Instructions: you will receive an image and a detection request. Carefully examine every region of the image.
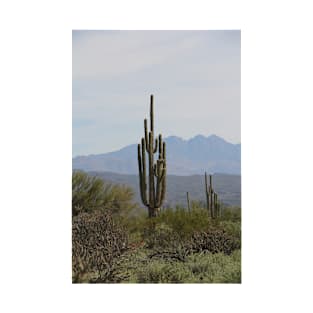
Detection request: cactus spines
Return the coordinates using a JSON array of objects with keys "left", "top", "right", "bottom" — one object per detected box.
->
[
  {"left": 137, "top": 95, "right": 166, "bottom": 217},
  {"left": 205, "top": 172, "right": 219, "bottom": 219}
]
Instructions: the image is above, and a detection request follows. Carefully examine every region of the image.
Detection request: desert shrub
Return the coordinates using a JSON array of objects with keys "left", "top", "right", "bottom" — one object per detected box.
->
[
  {"left": 190, "top": 200, "right": 205, "bottom": 210},
  {"left": 143, "top": 222, "right": 180, "bottom": 249},
  {"left": 144, "top": 227, "right": 240, "bottom": 263},
  {"left": 72, "top": 211, "right": 128, "bottom": 283},
  {"left": 218, "top": 220, "right": 241, "bottom": 239},
  {"left": 141, "top": 222, "right": 190, "bottom": 262},
  {"left": 184, "top": 250, "right": 241, "bottom": 283},
  {"left": 130, "top": 207, "right": 240, "bottom": 255},
  {"left": 107, "top": 184, "right": 137, "bottom": 216},
  {"left": 130, "top": 250, "right": 241, "bottom": 283},
  {"left": 220, "top": 206, "right": 241, "bottom": 222},
  {"left": 121, "top": 205, "right": 236, "bottom": 243},
  {"left": 72, "top": 170, "right": 137, "bottom": 216},
  {"left": 189, "top": 229, "right": 240, "bottom": 255},
  {"left": 136, "top": 259, "right": 191, "bottom": 283},
  {"left": 138, "top": 218, "right": 240, "bottom": 265},
  {"left": 151, "top": 207, "right": 210, "bottom": 240}
]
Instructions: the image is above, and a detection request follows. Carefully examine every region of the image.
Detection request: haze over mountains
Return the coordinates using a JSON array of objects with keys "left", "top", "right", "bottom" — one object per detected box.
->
[{"left": 73, "top": 134, "right": 241, "bottom": 176}]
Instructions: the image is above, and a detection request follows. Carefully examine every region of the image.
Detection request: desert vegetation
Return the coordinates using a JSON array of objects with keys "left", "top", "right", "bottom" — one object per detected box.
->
[
  {"left": 72, "top": 95, "right": 241, "bottom": 283},
  {"left": 72, "top": 171, "right": 241, "bottom": 283}
]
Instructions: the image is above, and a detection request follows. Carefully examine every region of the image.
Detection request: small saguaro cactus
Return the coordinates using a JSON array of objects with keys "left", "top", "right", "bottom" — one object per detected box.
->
[
  {"left": 137, "top": 95, "right": 166, "bottom": 218},
  {"left": 186, "top": 191, "right": 191, "bottom": 213},
  {"left": 213, "top": 191, "right": 219, "bottom": 218},
  {"left": 205, "top": 172, "right": 220, "bottom": 219}
]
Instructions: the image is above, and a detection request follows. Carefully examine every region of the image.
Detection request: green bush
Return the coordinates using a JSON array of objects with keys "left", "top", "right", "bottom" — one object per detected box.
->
[
  {"left": 220, "top": 206, "right": 241, "bottom": 222},
  {"left": 189, "top": 229, "right": 240, "bottom": 255},
  {"left": 144, "top": 207, "right": 210, "bottom": 240},
  {"left": 136, "top": 260, "right": 191, "bottom": 283},
  {"left": 184, "top": 250, "right": 241, "bottom": 283},
  {"left": 143, "top": 222, "right": 180, "bottom": 249},
  {"left": 72, "top": 170, "right": 137, "bottom": 216},
  {"left": 129, "top": 250, "right": 241, "bottom": 283},
  {"left": 218, "top": 220, "right": 241, "bottom": 239}
]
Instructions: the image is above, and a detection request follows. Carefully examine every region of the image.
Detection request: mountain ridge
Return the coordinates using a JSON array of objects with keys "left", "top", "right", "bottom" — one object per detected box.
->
[{"left": 73, "top": 134, "right": 241, "bottom": 175}]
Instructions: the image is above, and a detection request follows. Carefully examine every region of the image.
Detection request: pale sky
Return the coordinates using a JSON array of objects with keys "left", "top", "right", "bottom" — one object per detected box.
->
[{"left": 73, "top": 30, "right": 240, "bottom": 157}]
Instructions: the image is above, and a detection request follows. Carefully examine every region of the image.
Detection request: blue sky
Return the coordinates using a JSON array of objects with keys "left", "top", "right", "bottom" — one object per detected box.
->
[{"left": 73, "top": 30, "right": 240, "bottom": 156}]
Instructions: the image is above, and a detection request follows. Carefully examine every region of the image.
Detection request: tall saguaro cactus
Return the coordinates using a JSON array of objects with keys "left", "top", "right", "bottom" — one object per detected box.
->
[
  {"left": 137, "top": 95, "right": 166, "bottom": 217},
  {"left": 205, "top": 172, "right": 219, "bottom": 219}
]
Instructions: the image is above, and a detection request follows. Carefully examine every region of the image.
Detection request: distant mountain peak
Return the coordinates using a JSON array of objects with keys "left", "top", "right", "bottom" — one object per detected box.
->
[
  {"left": 166, "top": 135, "right": 183, "bottom": 141},
  {"left": 73, "top": 134, "right": 241, "bottom": 175},
  {"left": 207, "top": 134, "right": 227, "bottom": 142},
  {"left": 191, "top": 134, "right": 207, "bottom": 140},
  {"left": 208, "top": 134, "right": 219, "bottom": 139},
  {"left": 165, "top": 136, "right": 185, "bottom": 144}
]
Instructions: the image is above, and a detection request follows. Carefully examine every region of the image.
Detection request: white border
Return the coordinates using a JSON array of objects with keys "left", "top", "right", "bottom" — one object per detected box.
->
[{"left": 1, "top": 1, "right": 313, "bottom": 312}]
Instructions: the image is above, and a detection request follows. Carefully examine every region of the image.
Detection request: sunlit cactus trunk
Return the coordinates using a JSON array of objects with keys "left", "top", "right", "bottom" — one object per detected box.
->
[{"left": 137, "top": 95, "right": 166, "bottom": 218}]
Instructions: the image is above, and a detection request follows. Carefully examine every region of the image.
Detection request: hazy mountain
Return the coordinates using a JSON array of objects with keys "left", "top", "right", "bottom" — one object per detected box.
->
[
  {"left": 73, "top": 134, "right": 241, "bottom": 175},
  {"left": 86, "top": 171, "right": 241, "bottom": 208}
]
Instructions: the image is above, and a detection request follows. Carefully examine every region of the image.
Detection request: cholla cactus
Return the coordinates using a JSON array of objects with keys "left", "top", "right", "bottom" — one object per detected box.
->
[
  {"left": 72, "top": 211, "right": 128, "bottom": 283},
  {"left": 137, "top": 95, "right": 166, "bottom": 217}
]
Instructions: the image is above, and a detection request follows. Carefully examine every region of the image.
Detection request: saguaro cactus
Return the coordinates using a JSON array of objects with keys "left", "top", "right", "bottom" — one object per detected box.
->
[
  {"left": 186, "top": 191, "right": 191, "bottom": 213},
  {"left": 137, "top": 95, "right": 166, "bottom": 217},
  {"left": 205, "top": 172, "right": 219, "bottom": 219}
]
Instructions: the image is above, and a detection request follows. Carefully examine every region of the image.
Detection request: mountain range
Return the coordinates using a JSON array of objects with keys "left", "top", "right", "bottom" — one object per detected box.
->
[{"left": 73, "top": 134, "right": 241, "bottom": 176}]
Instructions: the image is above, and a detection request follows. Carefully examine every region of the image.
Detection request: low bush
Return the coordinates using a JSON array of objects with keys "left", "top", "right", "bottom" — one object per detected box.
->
[
  {"left": 143, "top": 222, "right": 179, "bottom": 249},
  {"left": 136, "top": 260, "right": 191, "bottom": 283},
  {"left": 220, "top": 206, "right": 241, "bottom": 222},
  {"left": 157, "top": 207, "right": 210, "bottom": 239},
  {"left": 184, "top": 250, "right": 241, "bottom": 283},
  {"left": 132, "top": 207, "right": 210, "bottom": 244},
  {"left": 129, "top": 250, "right": 241, "bottom": 283},
  {"left": 218, "top": 220, "right": 241, "bottom": 239},
  {"left": 72, "top": 211, "right": 128, "bottom": 283},
  {"left": 72, "top": 170, "right": 137, "bottom": 216},
  {"left": 189, "top": 229, "right": 240, "bottom": 255},
  {"left": 138, "top": 216, "right": 240, "bottom": 265}
]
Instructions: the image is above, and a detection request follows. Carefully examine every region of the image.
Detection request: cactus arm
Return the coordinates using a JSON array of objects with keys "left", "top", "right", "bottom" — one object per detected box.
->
[
  {"left": 150, "top": 95, "right": 154, "bottom": 132},
  {"left": 158, "top": 134, "right": 162, "bottom": 158},
  {"left": 162, "top": 142, "right": 166, "bottom": 159},
  {"left": 138, "top": 144, "right": 145, "bottom": 205},
  {"left": 153, "top": 137, "right": 158, "bottom": 153},
  {"left": 153, "top": 163, "right": 157, "bottom": 176},
  {"left": 155, "top": 160, "right": 161, "bottom": 206},
  {"left": 141, "top": 138, "right": 148, "bottom": 206},
  {"left": 159, "top": 142, "right": 166, "bottom": 207},
  {"left": 155, "top": 159, "right": 166, "bottom": 207},
  {"left": 148, "top": 131, "right": 156, "bottom": 207},
  {"left": 144, "top": 119, "right": 148, "bottom": 151}
]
